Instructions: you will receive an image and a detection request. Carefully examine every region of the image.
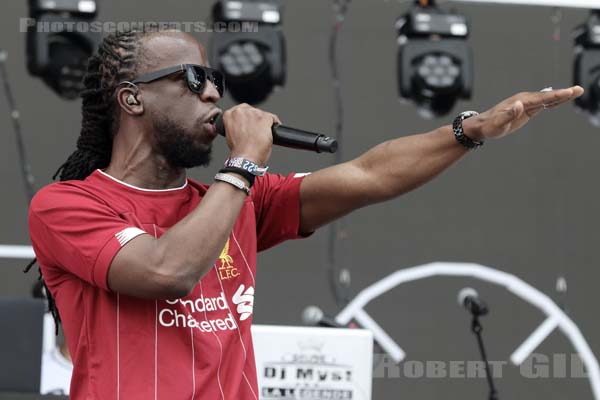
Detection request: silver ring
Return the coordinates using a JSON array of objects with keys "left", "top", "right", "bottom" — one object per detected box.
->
[{"left": 543, "top": 103, "right": 548, "bottom": 110}]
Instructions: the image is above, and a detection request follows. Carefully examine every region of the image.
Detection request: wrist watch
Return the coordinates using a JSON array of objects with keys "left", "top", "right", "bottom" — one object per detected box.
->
[{"left": 224, "top": 157, "right": 269, "bottom": 177}]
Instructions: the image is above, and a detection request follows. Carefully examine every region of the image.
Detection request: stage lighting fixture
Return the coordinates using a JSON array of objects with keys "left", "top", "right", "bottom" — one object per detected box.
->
[
  {"left": 26, "top": 0, "right": 101, "bottom": 100},
  {"left": 573, "top": 10, "right": 600, "bottom": 126},
  {"left": 209, "top": 0, "right": 285, "bottom": 104},
  {"left": 396, "top": 2, "right": 473, "bottom": 118}
]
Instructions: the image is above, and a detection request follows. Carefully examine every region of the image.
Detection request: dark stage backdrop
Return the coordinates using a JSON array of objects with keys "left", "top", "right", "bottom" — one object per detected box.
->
[{"left": 1, "top": 1, "right": 598, "bottom": 399}]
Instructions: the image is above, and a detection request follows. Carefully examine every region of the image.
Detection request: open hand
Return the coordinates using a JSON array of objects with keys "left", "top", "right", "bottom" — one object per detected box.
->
[{"left": 465, "top": 86, "right": 584, "bottom": 142}]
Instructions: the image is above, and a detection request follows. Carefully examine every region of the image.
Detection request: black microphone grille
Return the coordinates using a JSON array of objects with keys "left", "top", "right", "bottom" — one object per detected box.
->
[
  {"left": 457, "top": 287, "right": 478, "bottom": 307},
  {"left": 302, "top": 305, "right": 324, "bottom": 325}
]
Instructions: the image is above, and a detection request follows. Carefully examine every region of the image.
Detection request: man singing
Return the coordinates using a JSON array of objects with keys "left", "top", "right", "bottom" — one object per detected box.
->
[{"left": 28, "top": 28, "right": 583, "bottom": 399}]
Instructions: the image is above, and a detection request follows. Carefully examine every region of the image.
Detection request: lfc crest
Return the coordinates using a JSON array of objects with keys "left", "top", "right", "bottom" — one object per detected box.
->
[{"left": 218, "top": 239, "right": 240, "bottom": 280}]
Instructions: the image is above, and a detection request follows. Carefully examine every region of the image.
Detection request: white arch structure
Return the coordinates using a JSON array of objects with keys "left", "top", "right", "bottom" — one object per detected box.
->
[
  {"left": 335, "top": 262, "right": 600, "bottom": 399},
  {"left": 452, "top": 0, "right": 598, "bottom": 8}
]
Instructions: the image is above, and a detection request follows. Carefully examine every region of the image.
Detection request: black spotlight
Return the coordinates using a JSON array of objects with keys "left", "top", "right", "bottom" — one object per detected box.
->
[
  {"left": 574, "top": 10, "right": 600, "bottom": 126},
  {"left": 26, "top": 0, "right": 101, "bottom": 100},
  {"left": 396, "top": 1, "right": 473, "bottom": 118},
  {"left": 210, "top": 0, "right": 285, "bottom": 104}
]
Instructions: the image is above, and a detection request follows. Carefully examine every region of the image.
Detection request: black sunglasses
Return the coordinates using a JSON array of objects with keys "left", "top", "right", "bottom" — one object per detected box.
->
[{"left": 126, "top": 64, "right": 225, "bottom": 97}]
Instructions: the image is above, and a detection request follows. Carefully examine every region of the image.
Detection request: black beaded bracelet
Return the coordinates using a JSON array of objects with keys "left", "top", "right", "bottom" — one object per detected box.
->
[
  {"left": 219, "top": 167, "right": 255, "bottom": 187},
  {"left": 453, "top": 111, "right": 483, "bottom": 150}
]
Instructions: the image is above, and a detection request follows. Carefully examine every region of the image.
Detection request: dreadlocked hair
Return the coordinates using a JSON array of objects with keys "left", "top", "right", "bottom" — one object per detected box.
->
[
  {"left": 54, "top": 28, "right": 151, "bottom": 180},
  {"left": 25, "top": 27, "right": 159, "bottom": 332}
]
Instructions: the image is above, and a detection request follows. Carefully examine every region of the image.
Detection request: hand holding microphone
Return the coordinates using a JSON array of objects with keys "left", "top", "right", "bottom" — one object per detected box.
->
[
  {"left": 219, "top": 104, "right": 278, "bottom": 166},
  {"left": 216, "top": 107, "right": 337, "bottom": 154}
]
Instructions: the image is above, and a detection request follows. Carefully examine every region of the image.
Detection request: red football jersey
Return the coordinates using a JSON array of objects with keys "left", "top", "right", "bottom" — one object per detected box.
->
[{"left": 28, "top": 169, "right": 308, "bottom": 400}]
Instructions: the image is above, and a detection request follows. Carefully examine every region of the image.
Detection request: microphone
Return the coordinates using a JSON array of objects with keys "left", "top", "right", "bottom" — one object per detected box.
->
[
  {"left": 215, "top": 114, "right": 338, "bottom": 153},
  {"left": 302, "top": 306, "right": 346, "bottom": 328},
  {"left": 457, "top": 288, "right": 489, "bottom": 316}
]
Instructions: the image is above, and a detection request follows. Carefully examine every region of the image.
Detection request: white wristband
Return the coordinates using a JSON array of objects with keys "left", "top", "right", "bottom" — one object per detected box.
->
[{"left": 214, "top": 173, "right": 251, "bottom": 195}]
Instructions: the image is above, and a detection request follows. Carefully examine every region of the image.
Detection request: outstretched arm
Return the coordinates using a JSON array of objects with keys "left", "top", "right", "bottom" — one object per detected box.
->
[{"left": 298, "top": 86, "right": 584, "bottom": 234}]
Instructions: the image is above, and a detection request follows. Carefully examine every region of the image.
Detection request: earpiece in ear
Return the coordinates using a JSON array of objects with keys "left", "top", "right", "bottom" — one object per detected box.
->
[{"left": 126, "top": 94, "right": 138, "bottom": 105}]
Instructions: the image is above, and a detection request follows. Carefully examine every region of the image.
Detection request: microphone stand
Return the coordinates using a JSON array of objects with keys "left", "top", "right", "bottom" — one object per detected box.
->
[
  {"left": 0, "top": 49, "right": 36, "bottom": 203},
  {"left": 470, "top": 315, "right": 499, "bottom": 400},
  {"left": 327, "top": 0, "right": 353, "bottom": 309}
]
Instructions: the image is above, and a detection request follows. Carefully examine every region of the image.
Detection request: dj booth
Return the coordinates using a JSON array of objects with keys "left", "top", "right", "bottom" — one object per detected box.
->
[{"left": 252, "top": 325, "right": 373, "bottom": 399}]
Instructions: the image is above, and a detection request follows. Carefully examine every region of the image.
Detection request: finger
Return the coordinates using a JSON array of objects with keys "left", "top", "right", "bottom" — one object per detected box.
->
[
  {"left": 542, "top": 100, "right": 567, "bottom": 110},
  {"left": 269, "top": 113, "right": 282, "bottom": 126},
  {"left": 520, "top": 87, "right": 579, "bottom": 111},
  {"left": 570, "top": 85, "right": 585, "bottom": 97},
  {"left": 525, "top": 106, "right": 544, "bottom": 118},
  {"left": 523, "top": 88, "right": 573, "bottom": 110},
  {"left": 525, "top": 85, "right": 583, "bottom": 110},
  {"left": 235, "top": 103, "right": 253, "bottom": 110},
  {"left": 536, "top": 86, "right": 584, "bottom": 110}
]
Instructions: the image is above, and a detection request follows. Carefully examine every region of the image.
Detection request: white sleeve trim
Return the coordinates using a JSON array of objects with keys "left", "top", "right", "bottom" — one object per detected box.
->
[
  {"left": 293, "top": 173, "right": 311, "bottom": 178},
  {"left": 115, "top": 227, "right": 147, "bottom": 247}
]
